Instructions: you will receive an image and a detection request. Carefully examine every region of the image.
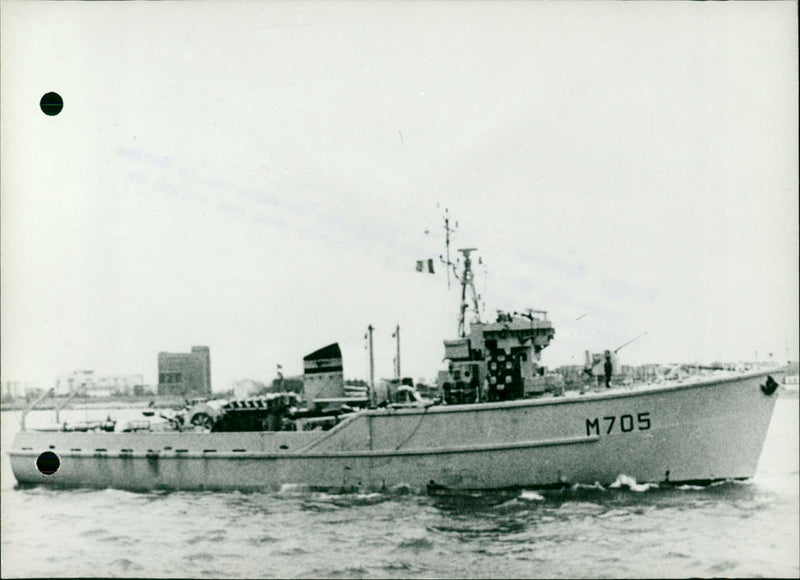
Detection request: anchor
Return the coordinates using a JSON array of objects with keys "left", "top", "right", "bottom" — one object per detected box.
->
[{"left": 760, "top": 375, "right": 779, "bottom": 396}]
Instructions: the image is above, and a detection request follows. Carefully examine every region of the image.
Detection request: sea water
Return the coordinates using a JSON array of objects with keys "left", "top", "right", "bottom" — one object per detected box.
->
[{"left": 1, "top": 399, "right": 797, "bottom": 578}]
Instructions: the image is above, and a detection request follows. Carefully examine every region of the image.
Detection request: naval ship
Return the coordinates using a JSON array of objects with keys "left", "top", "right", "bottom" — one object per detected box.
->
[{"left": 9, "top": 243, "right": 784, "bottom": 492}]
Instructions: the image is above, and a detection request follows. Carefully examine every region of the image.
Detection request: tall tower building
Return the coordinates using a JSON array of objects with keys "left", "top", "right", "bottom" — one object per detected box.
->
[{"left": 157, "top": 345, "right": 211, "bottom": 396}]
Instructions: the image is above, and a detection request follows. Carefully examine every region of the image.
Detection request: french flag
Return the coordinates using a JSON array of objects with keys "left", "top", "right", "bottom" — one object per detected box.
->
[{"left": 416, "top": 259, "right": 435, "bottom": 273}]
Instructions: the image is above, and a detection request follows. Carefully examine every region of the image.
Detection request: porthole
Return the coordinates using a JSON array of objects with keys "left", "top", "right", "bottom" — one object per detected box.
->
[{"left": 36, "top": 451, "right": 60, "bottom": 475}]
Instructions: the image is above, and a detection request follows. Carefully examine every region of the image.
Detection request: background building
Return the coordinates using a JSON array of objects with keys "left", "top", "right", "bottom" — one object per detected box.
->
[
  {"left": 54, "top": 370, "right": 96, "bottom": 396},
  {"left": 158, "top": 346, "right": 211, "bottom": 396},
  {"left": 95, "top": 374, "right": 149, "bottom": 397},
  {"left": 2, "top": 380, "right": 40, "bottom": 400},
  {"left": 54, "top": 371, "right": 148, "bottom": 397}
]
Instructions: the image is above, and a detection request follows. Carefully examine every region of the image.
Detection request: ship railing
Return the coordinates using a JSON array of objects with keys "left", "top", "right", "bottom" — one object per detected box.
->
[
  {"left": 497, "top": 309, "right": 549, "bottom": 322},
  {"left": 514, "top": 309, "right": 548, "bottom": 321}
]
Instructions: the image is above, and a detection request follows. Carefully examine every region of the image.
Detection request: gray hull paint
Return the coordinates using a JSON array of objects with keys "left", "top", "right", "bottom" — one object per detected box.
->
[{"left": 10, "top": 370, "right": 781, "bottom": 491}]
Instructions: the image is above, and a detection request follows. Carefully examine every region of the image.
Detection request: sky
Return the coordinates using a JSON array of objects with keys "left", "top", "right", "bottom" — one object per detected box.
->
[{"left": 1, "top": 1, "right": 797, "bottom": 392}]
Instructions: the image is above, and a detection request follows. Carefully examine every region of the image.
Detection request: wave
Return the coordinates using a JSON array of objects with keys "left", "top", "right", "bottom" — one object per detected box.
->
[
  {"left": 397, "top": 536, "right": 435, "bottom": 551},
  {"left": 277, "top": 483, "right": 312, "bottom": 495},
  {"left": 519, "top": 490, "right": 545, "bottom": 501},
  {"left": 570, "top": 481, "right": 606, "bottom": 492},
  {"left": 609, "top": 474, "right": 659, "bottom": 492}
]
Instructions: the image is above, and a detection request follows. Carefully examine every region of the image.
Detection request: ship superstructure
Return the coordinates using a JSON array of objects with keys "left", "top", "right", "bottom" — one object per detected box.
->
[{"left": 438, "top": 248, "right": 556, "bottom": 404}]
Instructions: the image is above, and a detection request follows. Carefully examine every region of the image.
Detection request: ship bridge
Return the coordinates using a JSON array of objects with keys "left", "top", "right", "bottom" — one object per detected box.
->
[
  {"left": 442, "top": 311, "right": 556, "bottom": 404},
  {"left": 471, "top": 313, "right": 555, "bottom": 354}
]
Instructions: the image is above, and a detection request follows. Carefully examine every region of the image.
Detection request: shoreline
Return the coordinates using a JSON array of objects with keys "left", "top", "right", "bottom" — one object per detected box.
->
[
  {"left": 0, "top": 395, "right": 189, "bottom": 412},
  {"left": 3, "top": 367, "right": 795, "bottom": 412}
]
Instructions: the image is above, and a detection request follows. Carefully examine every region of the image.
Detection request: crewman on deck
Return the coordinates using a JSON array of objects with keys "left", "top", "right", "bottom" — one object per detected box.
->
[{"left": 604, "top": 350, "right": 613, "bottom": 388}]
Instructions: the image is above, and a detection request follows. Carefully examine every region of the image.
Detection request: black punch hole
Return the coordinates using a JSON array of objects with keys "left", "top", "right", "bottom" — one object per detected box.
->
[
  {"left": 40, "top": 92, "right": 63, "bottom": 116},
  {"left": 36, "top": 451, "right": 60, "bottom": 475}
]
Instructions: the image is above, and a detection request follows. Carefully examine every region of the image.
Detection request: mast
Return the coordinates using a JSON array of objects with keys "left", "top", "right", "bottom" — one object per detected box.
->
[
  {"left": 393, "top": 325, "right": 401, "bottom": 381},
  {"left": 441, "top": 208, "right": 457, "bottom": 290},
  {"left": 367, "top": 324, "right": 375, "bottom": 405},
  {"left": 276, "top": 363, "right": 284, "bottom": 392},
  {"left": 456, "top": 248, "right": 482, "bottom": 337},
  {"left": 434, "top": 208, "right": 482, "bottom": 337}
]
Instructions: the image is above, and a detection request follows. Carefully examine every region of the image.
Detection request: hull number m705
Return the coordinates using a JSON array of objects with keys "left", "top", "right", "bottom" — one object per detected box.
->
[{"left": 586, "top": 412, "right": 650, "bottom": 436}]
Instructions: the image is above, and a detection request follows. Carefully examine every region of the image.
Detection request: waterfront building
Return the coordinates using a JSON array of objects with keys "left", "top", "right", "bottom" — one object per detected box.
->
[
  {"left": 2, "top": 380, "right": 39, "bottom": 400},
  {"left": 157, "top": 346, "right": 211, "bottom": 396},
  {"left": 54, "top": 371, "right": 148, "bottom": 397},
  {"left": 95, "top": 374, "right": 148, "bottom": 397},
  {"left": 54, "top": 370, "right": 96, "bottom": 396}
]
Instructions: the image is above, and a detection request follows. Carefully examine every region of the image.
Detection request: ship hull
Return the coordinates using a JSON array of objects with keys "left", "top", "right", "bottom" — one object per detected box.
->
[{"left": 9, "top": 370, "right": 782, "bottom": 492}]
